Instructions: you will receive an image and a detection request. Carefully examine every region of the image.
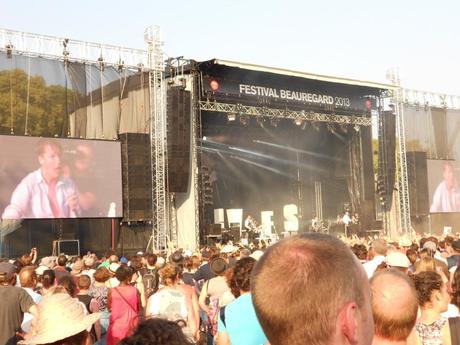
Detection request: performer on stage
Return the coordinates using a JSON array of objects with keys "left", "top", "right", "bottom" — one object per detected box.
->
[
  {"left": 342, "top": 211, "right": 351, "bottom": 237},
  {"left": 244, "top": 215, "right": 257, "bottom": 231}
]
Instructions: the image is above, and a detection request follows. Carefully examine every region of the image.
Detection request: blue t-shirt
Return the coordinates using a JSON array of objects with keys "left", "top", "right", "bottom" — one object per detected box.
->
[{"left": 218, "top": 293, "right": 267, "bottom": 345}]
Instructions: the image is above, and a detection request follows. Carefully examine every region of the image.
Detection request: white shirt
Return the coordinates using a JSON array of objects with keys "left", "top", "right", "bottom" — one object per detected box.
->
[
  {"left": 430, "top": 181, "right": 460, "bottom": 212},
  {"left": 363, "top": 255, "right": 386, "bottom": 279}
]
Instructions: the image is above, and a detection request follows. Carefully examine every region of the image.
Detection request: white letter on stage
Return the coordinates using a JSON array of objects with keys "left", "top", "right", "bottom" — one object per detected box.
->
[
  {"left": 260, "top": 211, "right": 274, "bottom": 237},
  {"left": 283, "top": 204, "right": 299, "bottom": 232}
]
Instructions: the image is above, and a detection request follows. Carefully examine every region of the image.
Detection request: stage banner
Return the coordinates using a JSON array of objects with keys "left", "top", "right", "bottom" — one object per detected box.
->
[{"left": 199, "top": 62, "right": 383, "bottom": 112}]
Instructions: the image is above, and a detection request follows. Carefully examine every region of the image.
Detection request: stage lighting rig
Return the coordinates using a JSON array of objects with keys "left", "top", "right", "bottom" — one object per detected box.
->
[
  {"left": 256, "top": 117, "right": 265, "bottom": 128},
  {"left": 117, "top": 59, "right": 125, "bottom": 72},
  {"left": 98, "top": 55, "right": 105, "bottom": 71},
  {"left": 239, "top": 115, "right": 249, "bottom": 126},
  {"left": 294, "top": 117, "right": 303, "bottom": 126}
]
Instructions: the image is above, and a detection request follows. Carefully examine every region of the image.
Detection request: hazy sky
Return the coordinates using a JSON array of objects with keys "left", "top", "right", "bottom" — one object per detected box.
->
[{"left": 1, "top": 0, "right": 459, "bottom": 95}]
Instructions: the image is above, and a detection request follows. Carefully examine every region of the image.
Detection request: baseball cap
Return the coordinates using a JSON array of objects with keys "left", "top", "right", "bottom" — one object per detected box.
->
[
  {"left": 423, "top": 241, "right": 437, "bottom": 252},
  {"left": 0, "top": 262, "right": 16, "bottom": 280}
]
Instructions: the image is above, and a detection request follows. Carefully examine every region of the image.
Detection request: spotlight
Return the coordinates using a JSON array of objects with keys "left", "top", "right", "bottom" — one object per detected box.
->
[
  {"left": 339, "top": 124, "right": 348, "bottom": 133},
  {"left": 294, "top": 118, "right": 303, "bottom": 126},
  {"left": 202, "top": 136, "right": 207, "bottom": 141},
  {"left": 227, "top": 113, "right": 236, "bottom": 121},
  {"left": 354, "top": 124, "right": 360, "bottom": 132},
  {"left": 270, "top": 118, "right": 279, "bottom": 127},
  {"left": 6, "top": 44, "right": 13, "bottom": 59},
  {"left": 239, "top": 115, "right": 249, "bottom": 126}
]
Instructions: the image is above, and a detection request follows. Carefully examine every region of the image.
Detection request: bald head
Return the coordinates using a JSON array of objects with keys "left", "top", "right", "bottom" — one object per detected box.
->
[
  {"left": 19, "top": 266, "right": 37, "bottom": 288},
  {"left": 370, "top": 269, "right": 418, "bottom": 341}
]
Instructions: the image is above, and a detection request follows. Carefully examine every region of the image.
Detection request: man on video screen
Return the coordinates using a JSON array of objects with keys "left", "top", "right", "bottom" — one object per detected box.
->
[
  {"left": 430, "top": 162, "right": 460, "bottom": 213},
  {"left": 1, "top": 139, "right": 79, "bottom": 219}
]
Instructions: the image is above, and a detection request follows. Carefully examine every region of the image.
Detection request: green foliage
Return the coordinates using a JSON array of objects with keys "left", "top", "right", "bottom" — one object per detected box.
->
[{"left": 0, "top": 69, "right": 67, "bottom": 136}]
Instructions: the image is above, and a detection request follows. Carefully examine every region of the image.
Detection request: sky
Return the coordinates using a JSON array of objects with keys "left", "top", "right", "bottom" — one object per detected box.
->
[{"left": 1, "top": 0, "right": 459, "bottom": 95}]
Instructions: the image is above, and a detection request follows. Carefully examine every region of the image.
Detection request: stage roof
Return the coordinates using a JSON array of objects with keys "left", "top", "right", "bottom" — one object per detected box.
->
[{"left": 205, "top": 59, "right": 396, "bottom": 91}]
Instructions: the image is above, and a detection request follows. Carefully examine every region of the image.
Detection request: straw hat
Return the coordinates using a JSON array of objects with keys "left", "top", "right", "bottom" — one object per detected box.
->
[{"left": 19, "top": 293, "right": 100, "bottom": 344}]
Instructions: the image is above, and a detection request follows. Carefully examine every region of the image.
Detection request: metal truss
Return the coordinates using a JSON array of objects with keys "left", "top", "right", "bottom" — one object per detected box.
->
[
  {"left": 191, "top": 74, "right": 202, "bottom": 247},
  {"left": 145, "top": 26, "right": 168, "bottom": 252},
  {"left": 402, "top": 88, "right": 460, "bottom": 110},
  {"left": 387, "top": 70, "right": 411, "bottom": 238},
  {"left": 0, "top": 27, "right": 148, "bottom": 68},
  {"left": 199, "top": 101, "right": 372, "bottom": 126}
]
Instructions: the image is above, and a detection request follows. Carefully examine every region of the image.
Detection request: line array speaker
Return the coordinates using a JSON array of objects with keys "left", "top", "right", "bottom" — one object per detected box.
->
[
  {"left": 166, "top": 86, "right": 191, "bottom": 193},
  {"left": 407, "top": 151, "right": 429, "bottom": 216},
  {"left": 120, "top": 133, "right": 152, "bottom": 221}
]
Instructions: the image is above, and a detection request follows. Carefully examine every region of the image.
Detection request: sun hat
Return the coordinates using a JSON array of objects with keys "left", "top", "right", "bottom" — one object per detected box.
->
[
  {"left": 210, "top": 257, "right": 228, "bottom": 275},
  {"left": 250, "top": 250, "right": 264, "bottom": 261},
  {"left": 386, "top": 251, "right": 411, "bottom": 268},
  {"left": 108, "top": 263, "right": 120, "bottom": 275},
  {"left": 19, "top": 293, "right": 100, "bottom": 344},
  {"left": 398, "top": 237, "right": 412, "bottom": 248}
]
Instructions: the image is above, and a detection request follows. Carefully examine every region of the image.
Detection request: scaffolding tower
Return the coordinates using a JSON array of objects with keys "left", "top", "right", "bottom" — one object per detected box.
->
[
  {"left": 387, "top": 69, "right": 412, "bottom": 238},
  {"left": 144, "top": 26, "right": 169, "bottom": 252}
]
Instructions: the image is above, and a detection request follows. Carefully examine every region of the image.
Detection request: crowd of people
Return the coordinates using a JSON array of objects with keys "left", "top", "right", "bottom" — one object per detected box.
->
[{"left": 2, "top": 232, "right": 460, "bottom": 345}]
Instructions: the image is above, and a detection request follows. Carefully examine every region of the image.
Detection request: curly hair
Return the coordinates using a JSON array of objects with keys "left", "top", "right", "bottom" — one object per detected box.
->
[
  {"left": 93, "top": 267, "right": 111, "bottom": 283},
  {"left": 227, "top": 257, "right": 256, "bottom": 298},
  {"left": 451, "top": 267, "right": 460, "bottom": 309},
  {"left": 412, "top": 271, "right": 443, "bottom": 307},
  {"left": 119, "top": 318, "right": 193, "bottom": 345},
  {"left": 159, "top": 263, "right": 180, "bottom": 286}
]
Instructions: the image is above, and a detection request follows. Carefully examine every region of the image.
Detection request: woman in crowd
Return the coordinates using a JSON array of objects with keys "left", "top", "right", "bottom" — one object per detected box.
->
[
  {"left": 146, "top": 263, "right": 196, "bottom": 340},
  {"left": 216, "top": 257, "right": 267, "bottom": 345},
  {"left": 107, "top": 265, "right": 140, "bottom": 345},
  {"left": 412, "top": 271, "right": 452, "bottom": 345},
  {"left": 39, "top": 269, "right": 56, "bottom": 296},
  {"left": 119, "top": 318, "right": 194, "bottom": 345},
  {"left": 89, "top": 267, "right": 111, "bottom": 343},
  {"left": 199, "top": 257, "right": 232, "bottom": 343}
]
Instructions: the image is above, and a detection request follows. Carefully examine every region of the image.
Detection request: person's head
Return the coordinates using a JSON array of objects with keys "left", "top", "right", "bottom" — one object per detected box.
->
[
  {"left": 191, "top": 255, "right": 201, "bottom": 270},
  {"left": 57, "top": 254, "right": 67, "bottom": 267},
  {"left": 19, "top": 293, "right": 99, "bottom": 345},
  {"left": 413, "top": 271, "right": 450, "bottom": 313},
  {"left": 58, "top": 275, "right": 78, "bottom": 297},
  {"left": 37, "top": 139, "right": 63, "bottom": 182},
  {"left": 77, "top": 275, "right": 91, "bottom": 291},
  {"left": 109, "top": 255, "right": 119, "bottom": 264},
  {"left": 415, "top": 256, "right": 437, "bottom": 274},
  {"left": 210, "top": 257, "right": 228, "bottom": 277},
  {"left": 93, "top": 267, "right": 111, "bottom": 283},
  {"left": 451, "top": 266, "right": 460, "bottom": 309},
  {"left": 42, "top": 269, "right": 56, "bottom": 289},
  {"left": 227, "top": 257, "right": 256, "bottom": 298},
  {"left": 118, "top": 318, "right": 194, "bottom": 345},
  {"left": 452, "top": 239, "right": 460, "bottom": 254},
  {"left": 386, "top": 251, "right": 411, "bottom": 274},
  {"left": 83, "top": 257, "right": 95, "bottom": 269},
  {"left": 370, "top": 239, "right": 388, "bottom": 257},
  {"left": 19, "top": 254, "right": 33, "bottom": 268},
  {"left": 146, "top": 253, "right": 157, "bottom": 268},
  {"left": 352, "top": 244, "right": 368, "bottom": 261},
  {"left": 115, "top": 265, "right": 134, "bottom": 284},
  {"left": 159, "top": 263, "right": 181, "bottom": 287},
  {"left": 370, "top": 269, "right": 418, "bottom": 342},
  {"left": 19, "top": 266, "right": 38, "bottom": 289},
  {"left": 406, "top": 248, "right": 417, "bottom": 265},
  {"left": 251, "top": 233, "right": 374, "bottom": 345},
  {"left": 0, "top": 262, "right": 17, "bottom": 286},
  {"left": 443, "top": 162, "right": 455, "bottom": 189}
]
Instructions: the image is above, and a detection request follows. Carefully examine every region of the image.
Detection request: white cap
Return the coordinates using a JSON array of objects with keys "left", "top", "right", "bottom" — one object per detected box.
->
[{"left": 386, "top": 252, "right": 410, "bottom": 268}]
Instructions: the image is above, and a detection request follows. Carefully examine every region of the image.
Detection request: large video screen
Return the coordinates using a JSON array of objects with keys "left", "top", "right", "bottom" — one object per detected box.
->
[
  {"left": 0, "top": 136, "right": 123, "bottom": 219},
  {"left": 428, "top": 159, "right": 460, "bottom": 213}
]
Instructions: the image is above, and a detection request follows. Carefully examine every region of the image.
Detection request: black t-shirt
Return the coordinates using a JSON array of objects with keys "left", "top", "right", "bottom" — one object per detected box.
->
[
  {"left": 0, "top": 285, "right": 34, "bottom": 345},
  {"left": 448, "top": 255, "right": 460, "bottom": 270}
]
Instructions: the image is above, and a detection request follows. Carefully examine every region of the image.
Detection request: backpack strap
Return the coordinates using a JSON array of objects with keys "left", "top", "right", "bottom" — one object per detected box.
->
[{"left": 449, "top": 316, "right": 460, "bottom": 345}]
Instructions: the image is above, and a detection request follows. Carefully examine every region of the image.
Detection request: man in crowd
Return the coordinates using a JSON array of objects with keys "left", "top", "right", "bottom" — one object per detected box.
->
[
  {"left": 0, "top": 262, "right": 38, "bottom": 345},
  {"left": 2, "top": 139, "right": 79, "bottom": 219},
  {"left": 370, "top": 269, "right": 418, "bottom": 345},
  {"left": 54, "top": 254, "right": 70, "bottom": 281},
  {"left": 363, "top": 239, "right": 388, "bottom": 278},
  {"left": 447, "top": 239, "right": 460, "bottom": 269},
  {"left": 251, "top": 233, "right": 374, "bottom": 345},
  {"left": 19, "top": 266, "right": 42, "bottom": 333}
]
